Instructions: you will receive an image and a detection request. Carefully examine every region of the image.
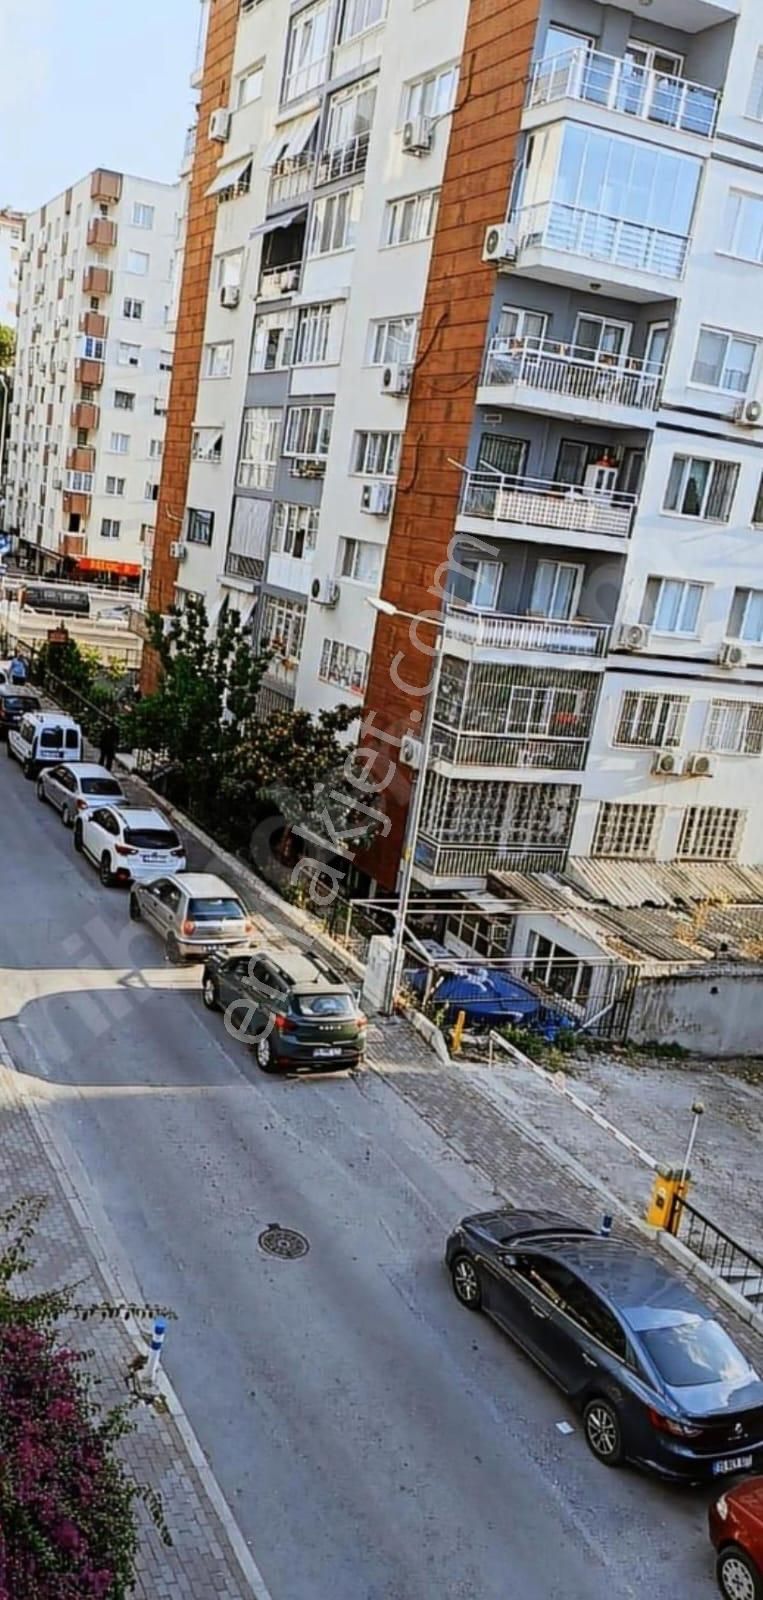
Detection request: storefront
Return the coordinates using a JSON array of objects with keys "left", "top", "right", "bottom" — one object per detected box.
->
[{"left": 72, "top": 556, "right": 142, "bottom": 592}]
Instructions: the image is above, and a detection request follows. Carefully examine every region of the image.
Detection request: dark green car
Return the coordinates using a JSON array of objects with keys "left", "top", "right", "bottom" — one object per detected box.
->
[{"left": 201, "top": 946, "right": 367, "bottom": 1073}]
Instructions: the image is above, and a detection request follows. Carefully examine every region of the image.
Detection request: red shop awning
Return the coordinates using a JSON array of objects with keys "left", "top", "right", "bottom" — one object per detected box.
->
[{"left": 75, "top": 557, "right": 141, "bottom": 577}]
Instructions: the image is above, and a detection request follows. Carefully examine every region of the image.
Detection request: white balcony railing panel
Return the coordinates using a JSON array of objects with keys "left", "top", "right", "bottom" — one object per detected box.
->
[
  {"left": 515, "top": 201, "right": 689, "bottom": 280},
  {"left": 482, "top": 335, "right": 663, "bottom": 409},
  {"left": 527, "top": 47, "right": 719, "bottom": 138},
  {"left": 462, "top": 471, "right": 635, "bottom": 538}
]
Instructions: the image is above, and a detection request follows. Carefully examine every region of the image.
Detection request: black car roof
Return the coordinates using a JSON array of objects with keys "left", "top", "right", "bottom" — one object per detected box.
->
[{"left": 532, "top": 1237, "right": 713, "bottom": 1328}]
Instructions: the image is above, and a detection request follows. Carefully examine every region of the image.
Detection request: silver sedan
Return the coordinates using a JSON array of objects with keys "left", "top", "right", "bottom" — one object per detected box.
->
[{"left": 37, "top": 762, "right": 127, "bottom": 827}]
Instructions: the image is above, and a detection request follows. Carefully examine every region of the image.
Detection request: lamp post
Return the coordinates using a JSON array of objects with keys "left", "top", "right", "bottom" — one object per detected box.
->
[
  {"left": 366, "top": 596, "right": 447, "bottom": 1014},
  {"left": 679, "top": 1098, "right": 704, "bottom": 1194}
]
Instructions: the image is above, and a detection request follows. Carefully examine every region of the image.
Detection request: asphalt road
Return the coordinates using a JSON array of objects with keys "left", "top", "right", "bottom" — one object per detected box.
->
[{"left": 0, "top": 751, "right": 719, "bottom": 1600}]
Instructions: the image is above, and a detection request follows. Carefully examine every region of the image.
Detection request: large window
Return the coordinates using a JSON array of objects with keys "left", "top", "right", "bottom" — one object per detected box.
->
[
  {"left": 108, "top": 432, "right": 130, "bottom": 455},
  {"left": 338, "top": 537, "right": 382, "bottom": 585},
  {"left": 283, "top": 405, "right": 333, "bottom": 468},
  {"left": 294, "top": 304, "right": 332, "bottom": 365},
  {"left": 615, "top": 691, "right": 689, "bottom": 748},
  {"left": 722, "top": 190, "right": 763, "bottom": 264},
  {"left": 105, "top": 476, "right": 126, "bottom": 497},
  {"left": 404, "top": 63, "right": 459, "bottom": 122},
  {"left": 100, "top": 518, "right": 120, "bottom": 540},
  {"left": 352, "top": 430, "right": 400, "bottom": 476},
  {"left": 691, "top": 328, "right": 757, "bottom": 396},
  {"left": 250, "top": 309, "right": 293, "bottom": 372},
  {"left": 114, "top": 389, "right": 135, "bottom": 411},
  {"left": 237, "top": 64, "right": 264, "bottom": 107},
  {"left": 284, "top": 2, "right": 331, "bottom": 103},
  {"left": 530, "top": 560, "right": 583, "bottom": 621},
  {"left": 319, "top": 638, "right": 369, "bottom": 695},
  {"left": 82, "top": 335, "right": 105, "bottom": 361},
  {"left": 704, "top": 700, "right": 763, "bottom": 755},
  {"left": 677, "top": 807, "right": 745, "bottom": 861},
  {"left": 340, "top": 0, "right": 386, "bottom": 42},
  {"left": 126, "top": 250, "right": 149, "bottom": 275},
  {"left": 641, "top": 577, "right": 705, "bottom": 636},
  {"left": 203, "top": 341, "right": 233, "bottom": 379},
  {"left": 216, "top": 250, "right": 244, "bottom": 291},
  {"left": 192, "top": 427, "right": 223, "bottom": 464},
  {"left": 237, "top": 407, "right": 281, "bottom": 490},
  {"left": 554, "top": 124, "right": 700, "bottom": 236},
  {"left": 324, "top": 76, "right": 376, "bottom": 156},
  {"left": 592, "top": 802, "right": 662, "bottom": 858},
  {"left": 308, "top": 187, "right": 363, "bottom": 255},
  {"left": 272, "top": 502, "right": 319, "bottom": 559},
  {"left": 66, "top": 471, "right": 93, "bottom": 493},
  {"left": 132, "top": 203, "right": 155, "bottom": 229},
  {"left": 262, "top": 595, "right": 306, "bottom": 660},
  {"left": 383, "top": 189, "right": 440, "bottom": 247},
  {"left": 123, "top": 297, "right": 143, "bottom": 321},
  {"left": 728, "top": 587, "right": 763, "bottom": 643},
  {"left": 187, "top": 508, "right": 214, "bottom": 546},
  {"left": 368, "top": 315, "right": 417, "bottom": 365},
  {"left": 663, "top": 455, "right": 739, "bottom": 521}
]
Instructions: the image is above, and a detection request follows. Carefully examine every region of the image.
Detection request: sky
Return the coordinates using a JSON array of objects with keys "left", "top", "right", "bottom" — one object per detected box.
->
[{"left": 0, "top": 0, "right": 200, "bottom": 213}]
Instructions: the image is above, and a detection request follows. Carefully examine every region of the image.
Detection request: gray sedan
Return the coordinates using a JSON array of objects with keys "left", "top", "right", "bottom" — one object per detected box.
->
[
  {"left": 128, "top": 871, "right": 256, "bottom": 962},
  {"left": 37, "top": 762, "right": 127, "bottom": 827}
]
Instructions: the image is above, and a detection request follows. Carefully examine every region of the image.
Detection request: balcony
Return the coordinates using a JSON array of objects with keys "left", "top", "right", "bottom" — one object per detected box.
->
[
  {"left": 508, "top": 202, "right": 690, "bottom": 301},
  {"left": 316, "top": 132, "right": 369, "bottom": 186},
  {"left": 268, "top": 154, "right": 315, "bottom": 208},
  {"left": 66, "top": 447, "right": 95, "bottom": 473},
  {"left": 443, "top": 606, "right": 610, "bottom": 661},
  {"left": 414, "top": 839, "right": 570, "bottom": 884},
  {"left": 527, "top": 48, "right": 719, "bottom": 140},
  {"left": 71, "top": 401, "right": 100, "bottom": 430},
  {"left": 83, "top": 266, "right": 112, "bottom": 295},
  {"left": 91, "top": 169, "right": 122, "bottom": 203},
  {"left": 433, "top": 727, "right": 588, "bottom": 771},
  {"left": 586, "top": 0, "right": 738, "bottom": 22},
  {"left": 258, "top": 261, "right": 302, "bottom": 301},
  {"left": 63, "top": 492, "right": 91, "bottom": 518},
  {"left": 478, "top": 336, "right": 662, "bottom": 428},
  {"left": 459, "top": 469, "right": 636, "bottom": 549},
  {"left": 223, "top": 550, "right": 263, "bottom": 586},
  {"left": 79, "top": 310, "right": 109, "bottom": 339},
  {"left": 75, "top": 359, "right": 104, "bottom": 388},
  {"left": 87, "top": 217, "right": 117, "bottom": 250}
]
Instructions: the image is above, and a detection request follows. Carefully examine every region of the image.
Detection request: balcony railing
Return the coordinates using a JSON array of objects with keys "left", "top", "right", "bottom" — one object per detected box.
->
[
  {"left": 414, "top": 839, "right": 569, "bottom": 880},
  {"left": 514, "top": 201, "right": 689, "bottom": 280},
  {"left": 316, "top": 132, "right": 370, "bottom": 186},
  {"left": 444, "top": 606, "right": 610, "bottom": 658},
  {"left": 258, "top": 261, "right": 302, "bottom": 301},
  {"left": 268, "top": 153, "right": 315, "bottom": 207},
  {"left": 224, "top": 551, "right": 263, "bottom": 583},
  {"left": 482, "top": 335, "right": 663, "bottom": 411},
  {"left": 461, "top": 469, "right": 636, "bottom": 538},
  {"left": 528, "top": 47, "right": 719, "bottom": 138},
  {"left": 433, "top": 727, "right": 589, "bottom": 769}
]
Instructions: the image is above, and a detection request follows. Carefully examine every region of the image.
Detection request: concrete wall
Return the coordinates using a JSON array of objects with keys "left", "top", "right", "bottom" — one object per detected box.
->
[{"left": 628, "top": 965, "right": 763, "bottom": 1056}]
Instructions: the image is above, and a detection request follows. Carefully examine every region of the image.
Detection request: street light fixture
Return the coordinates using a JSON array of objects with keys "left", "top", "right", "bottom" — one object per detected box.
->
[{"left": 366, "top": 594, "right": 448, "bottom": 1012}]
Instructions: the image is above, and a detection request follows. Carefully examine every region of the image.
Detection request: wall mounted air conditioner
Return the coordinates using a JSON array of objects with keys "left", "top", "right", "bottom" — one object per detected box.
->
[
  {"left": 684, "top": 752, "right": 713, "bottom": 777},
  {"left": 651, "top": 749, "right": 679, "bottom": 776},
  {"left": 310, "top": 575, "right": 340, "bottom": 607},
  {"left": 209, "top": 108, "right": 232, "bottom": 143},
  {"left": 731, "top": 399, "right": 762, "bottom": 427},
  {"left": 361, "top": 481, "right": 393, "bottom": 516},
  {"left": 402, "top": 117, "right": 433, "bottom": 156},
  {"left": 482, "top": 224, "right": 518, "bottom": 264},
  {"left": 220, "top": 284, "right": 240, "bottom": 309},
  {"left": 618, "top": 623, "right": 650, "bottom": 651},
  {"left": 169, "top": 541, "right": 187, "bottom": 561},
  {"left": 400, "top": 736, "right": 423, "bottom": 768},
  {"left": 381, "top": 362, "right": 411, "bottom": 396},
  {"left": 718, "top": 641, "right": 746, "bottom": 668}
]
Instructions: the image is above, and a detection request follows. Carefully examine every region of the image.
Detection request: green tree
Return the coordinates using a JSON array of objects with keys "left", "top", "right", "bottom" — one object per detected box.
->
[{"left": 0, "top": 323, "right": 15, "bottom": 369}]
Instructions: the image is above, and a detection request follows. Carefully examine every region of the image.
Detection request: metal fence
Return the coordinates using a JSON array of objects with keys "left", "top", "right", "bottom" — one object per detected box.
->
[{"left": 669, "top": 1194, "right": 763, "bottom": 1301}]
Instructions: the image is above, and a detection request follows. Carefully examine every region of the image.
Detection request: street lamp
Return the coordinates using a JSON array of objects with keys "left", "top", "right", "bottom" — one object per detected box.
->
[
  {"left": 366, "top": 595, "right": 447, "bottom": 1012},
  {"left": 679, "top": 1099, "right": 704, "bottom": 1194}
]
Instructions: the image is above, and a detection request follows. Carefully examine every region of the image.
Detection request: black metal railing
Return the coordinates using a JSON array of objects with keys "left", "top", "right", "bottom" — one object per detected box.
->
[
  {"left": 669, "top": 1193, "right": 763, "bottom": 1299},
  {"left": 224, "top": 551, "right": 263, "bottom": 583}
]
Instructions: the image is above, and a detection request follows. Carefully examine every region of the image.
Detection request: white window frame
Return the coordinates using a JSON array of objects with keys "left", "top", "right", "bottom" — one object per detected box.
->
[
  {"left": 66, "top": 470, "right": 93, "bottom": 493},
  {"left": 677, "top": 806, "right": 745, "bottom": 861},
  {"left": 113, "top": 389, "right": 135, "bottom": 410},
  {"left": 338, "top": 536, "right": 383, "bottom": 585},
  {"left": 383, "top": 189, "right": 440, "bottom": 248},
  {"left": 293, "top": 303, "right": 332, "bottom": 366},
  {"left": 592, "top": 802, "right": 662, "bottom": 859},
  {"left": 530, "top": 559, "right": 583, "bottom": 621},
  {"left": 319, "top": 637, "right": 370, "bottom": 695},
  {"left": 690, "top": 326, "right": 758, "bottom": 396},
  {"left": 132, "top": 203, "right": 155, "bottom": 229},
  {"left": 187, "top": 507, "right": 214, "bottom": 546},
  {"left": 149, "top": 439, "right": 163, "bottom": 460},
  {"left": 122, "top": 296, "right": 144, "bottom": 321},
  {"left": 704, "top": 700, "right": 763, "bottom": 755},
  {"left": 117, "top": 342, "right": 141, "bottom": 368},
  {"left": 324, "top": 75, "right": 377, "bottom": 155},
  {"left": 237, "top": 63, "right": 264, "bottom": 108},
  {"left": 237, "top": 407, "right": 281, "bottom": 490},
  {"left": 272, "top": 502, "right": 319, "bottom": 559},
  {"left": 126, "top": 249, "right": 150, "bottom": 275},
  {"left": 339, "top": 0, "right": 387, "bottom": 43},
  {"left": 403, "top": 63, "right": 459, "bottom": 125},
  {"left": 191, "top": 427, "right": 224, "bottom": 464},
  {"left": 308, "top": 187, "right": 364, "bottom": 257},
  {"left": 216, "top": 250, "right": 244, "bottom": 291},
  {"left": 614, "top": 690, "right": 688, "bottom": 748},
  {"left": 203, "top": 341, "right": 234, "bottom": 379},
  {"left": 721, "top": 189, "right": 763, "bottom": 265},
  {"left": 642, "top": 576, "right": 706, "bottom": 637},
  {"left": 368, "top": 315, "right": 418, "bottom": 366},
  {"left": 283, "top": 1, "right": 331, "bottom": 103},
  {"left": 283, "top": 404, "right": 333, "bottom": 466},
  {"left": 251, "top": 309, "right": 294, "bottom": 372},
  {"left": 663, "top": 454, "right": 739, "bottom": 522},
  {"left": 262, "top": 594, "right": 306, "bottom": 660},
  {"left": 108, "top": 432, "right": 130, "bottom": 455},
  {"left": 352, "top": 430, "right": 401, "bottom": 477},
  {"left": 82, "top": 335, "right": 105, "bottom": 361},
  {"left": 100, "top": 517, "right": 121, "bottom": 540},
  {"left": 104, "top": 476, "right": 126, "bottom": 497},
  {"left": 729, "top": 586, "right": 763, "bottom": 643}
]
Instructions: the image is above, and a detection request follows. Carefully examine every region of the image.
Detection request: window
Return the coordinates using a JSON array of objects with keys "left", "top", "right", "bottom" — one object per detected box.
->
[
  {"left": 677, "top": 806, "right": 745, "bottom": 861},
  {"left": 642, "top": 577, "right": 705, "bottom": 635},
  {"left": 65, "top": 470, "right": 93, "bottom": 493},
  {"left": 284, "top": 2, "right": 331, "bottom": 102},
  {"left": 117, "top": 342, "right": 141, "bottom": 367},
  {"left": 404, "top": 63, "right": 459, "bottom": 122},
  {"left": 615, "top": 691, "right": 689, "bottom": 748},
  {"left": 283, "top": 404, "right": 333, "bottom": 468},
  {"left": 691, "top": 328, "right": 757, "bottom": 395},
  {"left": 324, "top": 76, "right": 376, "bottom": 157},
  {"left": 754, "top": 473, "right": 763, "bottom": 526},
  {"left": 191, "top": 427, "right": 223, "bottom": 464},
  {"left": 251, "top": 309, "right": 294, "bottom": 372},
  {"left": 216, "top": 250, "right": 244, "bottom": 291},
  {"left": 728, "top": 586, "right": 763, "bottom": 642},
  {"left": 592, "top": 802, "right": 662, "bottom": 858},
  {"left": 457, "top": 559, "right": 501, "bottom": 610},
  {"left": 262, "top": 595, "right": 306, "bottom": 660},
  {"left": 340, "top": 0, "right": 386, "bottom": 41},
  {"left": 294, "top": 303, "right": 332, "bottom": 365},
  {"left": 319, "top": 638, "right": 369, "bottom": 694},
  {"left": 530, "top": 560, "right": 583, "bottom": 621},
  {"left": 159, "top": 350, "right": 173, "bottom": 372},
  {"left": 308, "top": 187, "right": 363, "bottom": 256},
  {"left": 82, "top": 335, "right": 105, "bottom": 360},
  {"left": 556, "top": 125, "right": 701, "bottom": 240},
  {"left": 384, "top": 189, "right": 440, "bottom": 247},
  {"left": 123, "top": 296, "right": 144, "bottom": 321},
  {"left": 664, "top": 455, "right": 739, "bottom": 521},
  {"left": 148, "top": 439, "right": 163, "bottom": 461},
  {"left": 352, "top": 430, "right": 400, "bottom": 476},
  {"left": 525, "top": 935, "right": 593, "bottom": 1005},
  {"left": 187, "top": 508, "right": 214, "bottom": 546},
  {"left": 203, "top": 341, "right": 233, "bottom": 379},
  {"left": 100, "top": 518, "right": 120, "bottom": 539},
  {"left": 722, "top": 190, "right": 763, "bottom": 263},
  {"left": 496, "top": 305, "right": 547, "bottom": 348},
  {"left": 108, "top": 432, "right": 130, "bottom": 455},
  {"left": 132, "top": 202, "right": 155, "bottom": 229},
  {"left": 237, "top": 407, "right": 281, "bottom": 490},
  {"left": 338, "top": 537, "right": 382, "bottom": 585},
  {"left": 369, "top": 315, "right": 417, "bottom": 366},
  {"left": 126, "top": 250, "right": 149, "bottom": 276},
  {"left": 145, "top": 481, "right": 159, "bottom": 501},
  {"left": 272, "top": 502, "right": 318, "bottom": 558},
  {"left": 237, "top": 64, "right": 264, "bottom": 107},
  {"left": 477, "top": 434, "right": 528, "bottom": 479},
  {"left": 114, "top": 389, "right": 135, "bottom": 410},
  {"left": 105, "top": 476, "right": 125, "bottom": 497},
  {"left": 704, "top": 701, "right": 763, "bottom": 755},
  {"left": 749, "top": 51, "right": 763, "bottom": 121}
]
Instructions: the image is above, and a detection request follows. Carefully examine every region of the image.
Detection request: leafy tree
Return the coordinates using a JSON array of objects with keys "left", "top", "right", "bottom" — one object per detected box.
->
[
  {"left": 0, "top": 323, "right": 14, "bottom": 370},
  {"left": 218, "top": 703, "right": 364, "bottom": 853}
]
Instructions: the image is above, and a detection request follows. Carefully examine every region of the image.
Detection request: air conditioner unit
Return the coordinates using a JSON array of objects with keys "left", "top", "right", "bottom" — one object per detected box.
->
[
  {"left": 618, "top": 623, "right": 650, "bottom": 652},
  {"left": 169, "top": 540, "right": 187, "bottom": 561},
  {"left": 279, "top": 267, "right": 299, "bottom": 292},
  {"left": 381, "top": 362, "right": 411, "bottom": 397},
  {"left": 651, "top": 749, "right": 679, "bottom": 776},
  {"left": 482, "top": 223, "right": 518, "bottom": 264},
  {"left": 361, "top": 481, "right": 393, "bottom": 516},
  {"left": 402, "top": 117, "right": 434, "bottom": 156},
  {"left": 718, "top": 641, "right": 746, "bottom": 668},
  {"left": 220, "top": 284, "right": 240, "bottom": 309},
  {"left": 684, "top": 752, "right": 713, "bottom": 777},
  {"left": 310, "top": 575, "right": 340, "bottom": 607},
  {"left": 400, "top": 735, "right": 423, "bottom": 768},
  {"left": 731, "top": 398, "right": 763, "bottom": 427},
  {"left": 209, "top": 108, "right": 232, "bottom": 143}
]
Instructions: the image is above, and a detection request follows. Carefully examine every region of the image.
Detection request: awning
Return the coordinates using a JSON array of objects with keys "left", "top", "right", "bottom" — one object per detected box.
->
[
  {"left": 76, "top": 557, "right": 141, "bottom": 577},
  {"left": 249, "top": 206, "right": 306, "bottom": 239},
  {"left": 205, "top": 157, "right": 252, "bottom": 199},
  {"left": 262, "top": 110, "right": 319, "bottom": 167}
]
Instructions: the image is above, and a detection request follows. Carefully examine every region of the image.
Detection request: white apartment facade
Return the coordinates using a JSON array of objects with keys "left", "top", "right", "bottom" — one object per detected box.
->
[
  {"left": 0, "top": 209, "right": 25, "bottom": 330},
  {"left": 7, "top": 170, "right": 178, "bottom": 589}
]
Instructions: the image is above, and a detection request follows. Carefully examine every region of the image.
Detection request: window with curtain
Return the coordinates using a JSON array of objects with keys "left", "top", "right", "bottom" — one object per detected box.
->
[
  {"left": 663, "top": 455, "right": 739, "bottom": 521},
  {"left": 691, "top": 328, "right": 757, "bottom": 395},
  {"left": 641, "top": 576, "right": 705, "bottom": 634},
  {"left": 728, "top": 587, "right": 763, "bottom": 643},
  {"left": 530, "top": 560, "right": 583, "bottom": 620}
]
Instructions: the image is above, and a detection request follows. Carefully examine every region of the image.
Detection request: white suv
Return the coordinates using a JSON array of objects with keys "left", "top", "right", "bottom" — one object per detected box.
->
[{"left": 74, "top": 804, "right": 186, "bottom": 887}]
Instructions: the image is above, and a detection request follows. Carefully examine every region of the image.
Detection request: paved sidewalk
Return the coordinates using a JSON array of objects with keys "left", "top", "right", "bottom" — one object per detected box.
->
[{"left": 0, "top": 1054, "right": 269, "bottom": 1600}]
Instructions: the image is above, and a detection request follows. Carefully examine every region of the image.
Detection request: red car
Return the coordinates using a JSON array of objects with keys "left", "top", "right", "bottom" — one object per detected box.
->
[{"left": 710, "top": 1476, "right": 763, "bottom": 1599}]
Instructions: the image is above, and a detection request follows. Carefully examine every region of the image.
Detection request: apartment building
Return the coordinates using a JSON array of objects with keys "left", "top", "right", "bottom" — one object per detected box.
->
[
  {"left": 7, "top": 170, "right": 178, "bottom": 589},
  {"left": 150, "top": 0, "right": 763, "bottom": 899},
  {"left": 0, "top": 208, "right": 25, "bottom": 329}
]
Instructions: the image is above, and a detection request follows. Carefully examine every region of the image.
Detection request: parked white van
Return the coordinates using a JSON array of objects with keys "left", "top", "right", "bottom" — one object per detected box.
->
[{"left": 7, "top": 712, "right": 83, "bottom": 778}]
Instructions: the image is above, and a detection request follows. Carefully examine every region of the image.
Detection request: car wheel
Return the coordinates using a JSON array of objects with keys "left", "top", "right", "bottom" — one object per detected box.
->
[
  {"left": 129, "top": 894, "right": 142, "bottom": 922},
  {"left": 583, "top": 1398, "right": 624, "bottom": 1467},
  {"left": 99, "top": 853, "right": 114, "bottom": 888},
  {"left": 717, "top": 1547, "right": 763, "bottom": 1600},
  {"left": 73, "top": 822, "right": 84, "bottom": 853},
  {"left": 165, "top": 933, "right": 183, "bottom": 966},
  {"left": 256, "top": 1036, "right": 279, "bottom": 1074},
  {"left": 451, "top": 1253, "right": 482, "bottom": 1311},
  {"left": 22, "top": 758, "right": 34, "bottom": 780},
  {"left": 202, "top": 976, "right": 220, "bottom": 1011},
  {"left": 36, "top": 778, "right": 46, "bottom": 803}
]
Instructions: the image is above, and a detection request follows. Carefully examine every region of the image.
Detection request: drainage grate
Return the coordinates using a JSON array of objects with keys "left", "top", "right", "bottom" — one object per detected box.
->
[{"left": 258, "top": 1224, "right": 309, "bottom": 1261}]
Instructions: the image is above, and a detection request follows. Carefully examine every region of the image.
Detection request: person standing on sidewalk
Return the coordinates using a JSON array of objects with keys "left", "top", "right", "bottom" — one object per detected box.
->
[{"left": 98, "top": 717, "right": 118, "bottom": 771}]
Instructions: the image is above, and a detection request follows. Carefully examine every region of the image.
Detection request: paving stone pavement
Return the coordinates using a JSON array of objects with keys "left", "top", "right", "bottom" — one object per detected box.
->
[{"left": 0, "top": 1058, "right": 266, "bottom": 1600}]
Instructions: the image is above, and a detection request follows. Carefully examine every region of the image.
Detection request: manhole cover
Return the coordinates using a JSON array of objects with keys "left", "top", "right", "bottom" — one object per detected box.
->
[{"left": 258, "top": 1225, "right": 309, "bottom": 1260}]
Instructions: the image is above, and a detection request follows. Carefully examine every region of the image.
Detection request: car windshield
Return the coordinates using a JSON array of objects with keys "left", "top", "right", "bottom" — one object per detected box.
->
[
  {"left": 641, "top": 1319, "right": 751, "bottom": 1387},
  {"left": 295, "top": 992, "right": 355, "bottom": 1018},
  {"left": 188, "top": 897, "right": 244, "bottom": 920},
  {"left": 81, "top": 778, "right": 123, "bottom": 796},
  {"left": 124, "top": 827, "right": 180, "bottom": 850},
  {"left": 3, "top": 696, "right": 39, "bottom": 712}
]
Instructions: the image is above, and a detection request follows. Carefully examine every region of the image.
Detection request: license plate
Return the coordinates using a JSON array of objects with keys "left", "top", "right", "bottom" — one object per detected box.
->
[
  {"left": 713, "top": 1455, "right": 753, "bottom": 1476},
  {"left": 314, "top": 1046, "right": 342, "bottom": 1059},
  {"left": 142, "top": 853, "right": 163, "bottom": 862}
]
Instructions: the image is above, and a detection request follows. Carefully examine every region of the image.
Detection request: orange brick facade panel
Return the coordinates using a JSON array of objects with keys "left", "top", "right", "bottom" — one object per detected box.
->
[
  {"left": 359, "top": 0, "right": 541, "bottom": 890},
  {"left": 143, "top": 0, "right": 239, "bottom": 689}
]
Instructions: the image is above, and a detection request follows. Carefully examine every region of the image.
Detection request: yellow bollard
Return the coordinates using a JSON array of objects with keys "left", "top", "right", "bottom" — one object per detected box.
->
[
  {"left": 645, "top": 1166, "right": 691, "bottom": 1233},
  {"left": 451, "top": 1009, "right": 466, "bottom": 1056}
]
